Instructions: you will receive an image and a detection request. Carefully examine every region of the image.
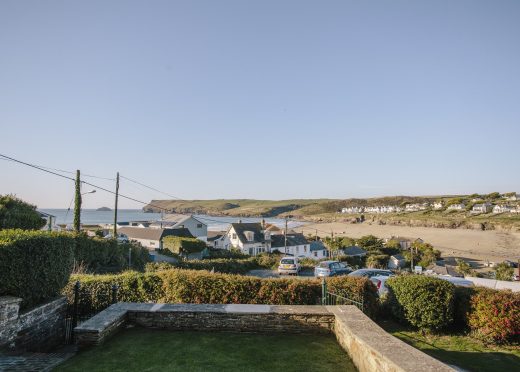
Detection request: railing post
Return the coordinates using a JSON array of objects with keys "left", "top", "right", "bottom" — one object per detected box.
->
[
  {"left": 111, "top": 284, "right": 118, "bottom": 304},
  {"left": 321, "top": 277, "right": 327, "bottom": 305},
  {"left": 72, "top": 280, "right": 80, "bottom": 329}
]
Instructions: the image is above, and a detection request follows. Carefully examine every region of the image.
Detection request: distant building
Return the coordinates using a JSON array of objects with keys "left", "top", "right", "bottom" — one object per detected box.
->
[
  {"left": 493, "top": 205, "right": 513, "bottom": 214},
  {"left": 271, "top": 233, "right": 311, "bottom": 258},
  {"left": 340, "top": 246, "right": 367, "bottom": 257},
  {"left": 472, "top": 203, "right": 493, "bottom": 214},
  {"left": 388, "top": 254, "right": 407, "bottom": 269},
  {"left": 426, "top": 263, "right": 463, "bottom": 277},
  {"left": 309, "top": 241, "right": 328, "bottom": 259},
  {"left": 341, "top": 206, "right": 365, "bottom": 214},
  {"left": 432, "top": 202, "right": 444, "bottom": 210},
  {"left": 150, "top": 215, "right": 207, "bottom": 241},
  {"left": 447, "top": 203, "right": 465, "bottom": 211},
  {"left": 118, "top": 226, "right": 193, "bottom": 250}
]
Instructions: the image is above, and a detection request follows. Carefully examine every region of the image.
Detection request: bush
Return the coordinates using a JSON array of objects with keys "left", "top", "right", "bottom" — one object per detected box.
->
[
  {"left": 366, "top": 254, "right": 389, "bottom": 269},
  {"left": 206, "top": 248, "right": 248, "bottom": 259},
  {"left": 63, "top": 269, "right": 379, "bottom": 317},
  {"left": 327, "top": 276, "right": 379, "bottom": 318},
  {"left": 0, "top": 195, "right": 46, "bottom": 230},
  {"left": 386, "top": 275, "right": 455, "bottom": 331},
  {"left": 146, "top": 257, "right": 260, "bottom": 275},
  {"left": 74, "top": 234, "right": 151, "bottom": 273},
  {"left": 0, "top": 229, "right": 74, "bottom": 309},
  {"left": 163, "top": 236, "right": 207, "bottom": 256},
  {"left": 468, "top": 288, "right": 520, "bottom": 344},
  {"left": 494, "top": 263, "right": 514, "bottom": 281}
]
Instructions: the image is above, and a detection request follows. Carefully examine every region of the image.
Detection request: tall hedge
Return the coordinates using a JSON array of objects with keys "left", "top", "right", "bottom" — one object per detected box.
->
[
  {"left": 146, "top": 257, "right": 260, "bottom": 275},
  {"left": 163, "top": 236, "right": 207, "bottom": 255},
  {"left": 386, "top": 275, "right": 455, "bottom": 331},
  {"left": 62, "top": 269, "right": 379, "bottom": 317},
  {"left": 0, "top": 195, "right": 46, "bottom": 230},
  {"left": 0, "top": 230, "right": 74, "bottom": 309}
]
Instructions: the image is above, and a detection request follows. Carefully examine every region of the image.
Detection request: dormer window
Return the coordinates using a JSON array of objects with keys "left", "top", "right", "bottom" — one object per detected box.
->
[
  {"left": 264, "top": 231, "right": 271, "bottom": 240},
  {"left": 244, "top": 231, "right": 254, "bottom": 242}
]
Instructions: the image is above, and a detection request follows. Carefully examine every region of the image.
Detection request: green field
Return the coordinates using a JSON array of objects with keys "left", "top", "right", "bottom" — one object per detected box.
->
[{"left": 56, "top": 327, "right": 356, "bottom": 372}]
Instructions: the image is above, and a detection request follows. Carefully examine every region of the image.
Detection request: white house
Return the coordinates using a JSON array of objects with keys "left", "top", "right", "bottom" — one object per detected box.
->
[
  {"left": 271, "top": 233, "right": 314, "bottom": 258},
  {"left": 447, "top": 203, "right": 465, "bottom": 211},
  {"left": 432, "top": 202, "right": 444, "bottom": 210},
  {"left": 150, "top": 215, "right": 208, "bottom": 242},
  {"left": 118, "top": 226, "right": 194, "bottom": 250},
  {"left": 472, "top": 203, "right": 493, "bottom": 214},
  {"left": 493, "top": 205, "right": 513, "bottom": 214},
  {"left": 214, "top": 222, "right": 271, "bottom": 256},
  {"left": 309, "top": 241, "right": 328, "bottom": 259},
  {"left": 341, "top": 206, "right": 365, "bottom": 214}
]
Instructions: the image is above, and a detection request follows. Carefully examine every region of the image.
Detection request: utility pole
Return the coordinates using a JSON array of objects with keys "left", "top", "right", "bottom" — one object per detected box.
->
[
  {"left": 410, "top": 245, "right": 414, "bottom": 272},
  {"left": 73, "top": 170, "right": 81, "bottom": 233},
  {"left": 284, "top": 217, "right": 288, "bottom": 254},
  {"left": 113, "top": 172, "right": 119, "bottom": 237},
  {"left": 315, "top": 229, "right": 318, "bottom": 241}
]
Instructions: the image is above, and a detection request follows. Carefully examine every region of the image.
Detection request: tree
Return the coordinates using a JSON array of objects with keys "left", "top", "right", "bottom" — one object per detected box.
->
[
  {"left": 0, "top": 195, "right": 46, "bottom": 230},
  {"left": 486, "top": 192, "right": 501, "bottom": 200},
  {"left": 356, "top": 235, "right": 384, "bottom": 251},
  {"left": 456, "top": 259, "right": 474, "bottom": 276},
  {"left": 495, "top": 263, "right": 514, "bottom": 281},
  {"left": 73, "top": 170, "right": 82, "bottom": 233},
  {"left": 382, "top": 239, "right": 401, "bottom": 255}
]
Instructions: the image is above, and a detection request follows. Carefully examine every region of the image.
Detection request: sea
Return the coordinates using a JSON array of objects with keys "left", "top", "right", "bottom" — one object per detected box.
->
[{"left": 39, "top": 209, "right": 306, "bottom": 231}]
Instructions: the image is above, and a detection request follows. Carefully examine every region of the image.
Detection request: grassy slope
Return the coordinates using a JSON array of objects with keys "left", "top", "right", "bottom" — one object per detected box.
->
[
  {"left": 378, "top": 320, "right": 520, "bottom": 372},
  {"left": 56, "top": 327, "right": 355, "bottom": 372}
]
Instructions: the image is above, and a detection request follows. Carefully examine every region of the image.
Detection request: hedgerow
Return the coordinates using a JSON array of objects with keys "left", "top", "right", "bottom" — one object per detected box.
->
[{"left": 146, "top": 257, "right": 260, "bottom": 275}]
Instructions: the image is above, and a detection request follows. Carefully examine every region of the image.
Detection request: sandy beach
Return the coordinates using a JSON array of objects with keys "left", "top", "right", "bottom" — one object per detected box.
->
[{"left": 298, "top": 222, "right": 520, "bottom": 269}]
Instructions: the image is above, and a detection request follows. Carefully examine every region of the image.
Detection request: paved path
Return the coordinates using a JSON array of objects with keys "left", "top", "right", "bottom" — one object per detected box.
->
[{"left": 0, "top": 347, "right": 75, "bottom": 371}]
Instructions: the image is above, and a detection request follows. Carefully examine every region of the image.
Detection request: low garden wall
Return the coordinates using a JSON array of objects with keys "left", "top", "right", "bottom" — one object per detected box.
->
[
  {"left": 0, "top": 296, "right": 67, "bottom": 352},
  {"left": 74, "top": 303, "right": 454, "bottom": 372}
]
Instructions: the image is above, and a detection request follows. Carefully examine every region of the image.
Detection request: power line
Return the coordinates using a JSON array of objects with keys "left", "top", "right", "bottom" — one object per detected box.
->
[{"left": 119, "top": 175, "right": 184, "bottom": 200}]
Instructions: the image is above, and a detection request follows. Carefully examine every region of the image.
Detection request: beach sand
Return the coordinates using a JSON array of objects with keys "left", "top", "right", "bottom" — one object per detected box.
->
[{"left": 297, "top": 222, "right": 520, "bottom": 270}]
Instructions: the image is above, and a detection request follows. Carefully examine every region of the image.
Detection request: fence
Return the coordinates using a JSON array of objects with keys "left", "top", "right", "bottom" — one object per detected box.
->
[
  {"left": 320, "top": 278, "right": 364, "bottom": 312},
  {"left": 64, "top": 280, "right": 119, "bottom": 344}
]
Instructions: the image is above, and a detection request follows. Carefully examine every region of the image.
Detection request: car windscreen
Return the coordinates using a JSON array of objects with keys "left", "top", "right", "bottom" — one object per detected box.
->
[{"left": 281, "top": 259, "right": 295, "bottom": 264}]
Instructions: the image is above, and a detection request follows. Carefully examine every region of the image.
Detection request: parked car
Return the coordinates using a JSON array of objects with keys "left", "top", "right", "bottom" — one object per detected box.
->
[
  {"left": 370, "top": 275, "right": 390, "bottom": 296},
  {"left": 314, "top": 261, "right": 352, "bottom": 277},
  {"left": 348, "top": 269, "right": 394, "bottom": 279},
  {"left": 432, "top": 276, "right": 474, "bottom": 288},
  {"left": 278, "top": 257, "right": 301, "bottom": 275}
]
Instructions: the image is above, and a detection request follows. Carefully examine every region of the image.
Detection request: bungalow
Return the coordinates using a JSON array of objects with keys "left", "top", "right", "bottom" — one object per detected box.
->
[
  {"left": 271, "top": 233, "right": 312, "bottom": 258},
  {"left": 310, "top": 241, "right": 329, "bottom": 259},
  {"left": 472, "top": 203, "right": 493, "bottom": 214},
  {"left": 447, "top": 203, "right": 465, "bottom": 211},
  {"left": 388, "top": 254, "right": 406, "bottom": 269},
  {"left": 214, "top": 222, "right": 271, "bottom": 256},
  {"left": 150, "top": 215, "right": 208, "bottom": 242},
  {"left": 340, "top": 246, "right": 367, "bottom": 257},
  {"left": 493, "top": 205, "right": 513, "bottom": 214},
  {"left": 118, "top": 226, "right": 193, "bottom": 250}
]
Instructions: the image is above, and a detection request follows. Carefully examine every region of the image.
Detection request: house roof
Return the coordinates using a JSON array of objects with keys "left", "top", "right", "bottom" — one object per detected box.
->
[
  {"left": 392, "top": 254, "right": 405, "bottom": 260},
  {"left": 230, "top": 223, "right": 266, "bottom": 244},
  {"left": 153, "top": 214, "right": 206, "bottom": 228},
  {"left": 271, "top": 233, "right": 309, "bottom": 248},
  {"left": 342, "top": 246, "right": 367, "bottom": 256},
  {"left": 310, "top": 241, "right": 327, "bottom": 252},
  {"left": 426, "top": 264, "right": 463, "bottom": 277},
  {"left": 119, "top": 227, "right": 194, "bottom": 241}
]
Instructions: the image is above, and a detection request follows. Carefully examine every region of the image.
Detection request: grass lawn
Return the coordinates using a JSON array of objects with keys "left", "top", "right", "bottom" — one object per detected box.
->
[
  {"left": 378, "top": 319, "right": 520, "bottom": 372},
  {"left": 55, "top": 327, "right": 356, "bottom": 372}
]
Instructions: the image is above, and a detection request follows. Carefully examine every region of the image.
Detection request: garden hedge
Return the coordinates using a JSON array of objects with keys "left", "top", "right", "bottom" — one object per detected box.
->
[
  {"left": 62, "top": 269, "right": 380, "bottom": 317},
  {"left": 146, "top": 257, "right": 260, "bottom": 275},
  {"left": 386, "top": 275, "right": 455, "bottom": 331},
  {"left": 0, "top": 229, "right": 74, "bottom": 309}
]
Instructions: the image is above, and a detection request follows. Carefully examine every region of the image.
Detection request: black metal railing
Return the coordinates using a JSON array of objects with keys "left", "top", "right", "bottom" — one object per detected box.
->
[{"left": 320, "top": 278, "right": 364, "bottom": 312}]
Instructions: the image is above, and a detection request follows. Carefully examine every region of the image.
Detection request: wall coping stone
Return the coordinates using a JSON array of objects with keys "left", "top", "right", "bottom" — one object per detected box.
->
[{"left": 0, "top": 297, "right": 22, "bottom": 306}]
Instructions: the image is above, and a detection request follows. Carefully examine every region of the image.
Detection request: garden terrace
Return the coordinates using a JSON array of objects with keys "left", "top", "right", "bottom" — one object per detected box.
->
[{"left": 72, "top": 303, "right": 454, "bottom": 372}]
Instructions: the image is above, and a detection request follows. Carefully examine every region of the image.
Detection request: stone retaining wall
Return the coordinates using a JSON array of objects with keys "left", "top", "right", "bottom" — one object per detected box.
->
[
  {"left": 75, "top": 303, "right": 455, "bottom": 372},
  {"left": 0, "top": 296, "right": 67, "bottom": 352}
]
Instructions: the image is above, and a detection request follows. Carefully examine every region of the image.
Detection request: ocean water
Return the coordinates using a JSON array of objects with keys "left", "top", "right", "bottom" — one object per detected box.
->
[{"left": 39, "top": 209, "right": 305, "bottom": 231}]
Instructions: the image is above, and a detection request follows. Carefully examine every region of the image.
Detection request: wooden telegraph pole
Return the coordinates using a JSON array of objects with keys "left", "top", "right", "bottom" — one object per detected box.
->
[{"left": 113, "top": 172, "right": 119, "bottom": 237}]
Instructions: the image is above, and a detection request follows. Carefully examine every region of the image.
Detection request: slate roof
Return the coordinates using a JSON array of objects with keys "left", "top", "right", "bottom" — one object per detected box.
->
[
  {"left": 310, "top": 241, "right": 327, "bottom": 252},
  {"left": 342, "top": 246, "right": 368, "bottom": 256},
  {"left": 392, "top": 254, "right": 406, "bottom": 261},
  {"left": 230, "top": 223, "right": 266, "bottom": 244},
  {"left": 271, "top": 233, "right": 309, "bottom": 248},
  {"left": 119, "top": 227, "right": 194, "bottom": 241},
  {"left": 427, "top": 264, "right": 463, "bottom": 277}
]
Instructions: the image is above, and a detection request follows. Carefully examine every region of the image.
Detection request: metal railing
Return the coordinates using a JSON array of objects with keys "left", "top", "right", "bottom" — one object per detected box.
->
[{"left": 320, "top": 278, "right": 364, "bottom": 312}]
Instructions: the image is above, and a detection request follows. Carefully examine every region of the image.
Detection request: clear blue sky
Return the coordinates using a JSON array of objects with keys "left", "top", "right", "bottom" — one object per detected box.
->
[{"left": 1, "top": 0, "right": 519, "bottom": 208}]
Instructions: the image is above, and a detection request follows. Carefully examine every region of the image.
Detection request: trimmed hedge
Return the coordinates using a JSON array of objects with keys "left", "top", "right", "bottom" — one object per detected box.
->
[
  {"left": 163, "top": 236, "right": 207, "bottom": 255},
  {"left": 467, "top": 288, "right": 520, "bottom": 344},
  {"left": 146, "top": 258, "right": 260, "bottom": 275},
  {"left": 0, "top": 229, "right": 74, "bottom": 309},
  {"left": 74, "top": 234, "right": 150, "bottom": 273},
  {"left": 62, "top": 269, "right": 380, "bottom": 317},
  {"left": 386, "top": 275, "right": 455, "bottom": 331}
]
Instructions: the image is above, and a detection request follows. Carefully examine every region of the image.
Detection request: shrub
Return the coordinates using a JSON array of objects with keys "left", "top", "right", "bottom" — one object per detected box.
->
[
  {"left": 63, "top": 269, "right": 379, "bottom": 317},
  {"left": 0, "top": 229, "right": 74, "bottom": 309},
  {"left": 206, "top": 248, "right": 248, "bottom": 259},
  {"left": 163, "top": 236, "right": 207, "bottom": 256},
  {"left": 468, "top": 288, "right": 520, "bottom": 344},
  {"left": 494, "top": 263, "right": 514, "bottom": 281},
  {"left": 366, "top": 254, "right": 389, "bottom": 269},
  {"left": 0, "top": 195, "right": 46, "bottom": 230},
  {"left": 386, "top": 275, "right": 455, "bottom": 331},
  {"left": 146, "top": 257, "right": 260, "bottom": 275}
]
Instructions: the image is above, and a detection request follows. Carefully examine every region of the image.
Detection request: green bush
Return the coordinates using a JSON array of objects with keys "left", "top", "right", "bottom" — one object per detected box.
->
[
  {"left": 163, "top": 236, "right": 207, "bottom": 255},
  {"left": 468, "top": 288, "right": 520, "bottom": 344},
  {"left": 146, "top": 257, "right": 260, "bottom": 275},
  {"left": 206, "top": 248, "right": 248, "bottom": 259},
  {"left": 386, "top": 275, "right": 455, "bottom": 331},
  {"left": 327, "top": 276, "right": 379, "bottom": 318},
  {"left": 0, "top": 229, "right": 74, "bottom": 309},
  {"left": 0, "top": 195, "right": 46, "bottom": 230},
  {"left": 63, "top": 269, "right": 379, "bottom": 317},
  {"left": 74, "top": 234, "right": 151, "bottom": 273}
]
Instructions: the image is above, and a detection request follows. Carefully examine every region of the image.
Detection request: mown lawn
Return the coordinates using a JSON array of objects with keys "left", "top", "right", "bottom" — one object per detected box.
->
[
  {"left": 378, "top": 319, "right": 520, "bottom": 372},
  {"left": 55, "top": 327, "right": 356, "bottom": 372}
]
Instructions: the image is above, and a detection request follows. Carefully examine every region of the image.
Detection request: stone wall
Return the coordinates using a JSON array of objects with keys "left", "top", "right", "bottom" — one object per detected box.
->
[{"left": 0, "top": 296, "right": 67, "bottom": 352}]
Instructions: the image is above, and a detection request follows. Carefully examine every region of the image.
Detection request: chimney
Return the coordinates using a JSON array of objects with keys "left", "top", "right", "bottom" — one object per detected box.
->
[{"left": 261, "top": 219, "right": 266, "bottom": 229}]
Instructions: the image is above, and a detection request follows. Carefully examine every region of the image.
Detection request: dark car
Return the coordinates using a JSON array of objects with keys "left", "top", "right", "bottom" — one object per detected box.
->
[
  {"left": 314, "top": 261, "right": 352, "bottom": 277},
  {"left": 348, "top": 269, "right": 393, "bottom": 279}
]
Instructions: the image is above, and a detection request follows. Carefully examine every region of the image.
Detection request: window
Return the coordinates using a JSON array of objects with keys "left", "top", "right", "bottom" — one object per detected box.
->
[
  {"left": 304, "top": 245, "right": 307, "bottom": 252},
  {"left": 232, "top": 233, "right": 237, "bottom": 239},
  {"left": 314, "top": 252, "right": 318, "bottom": 257},
  {"left": 197, "top": 223, "right": 203, "bottom": 228}
]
